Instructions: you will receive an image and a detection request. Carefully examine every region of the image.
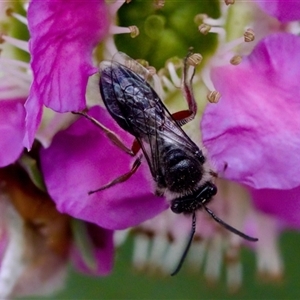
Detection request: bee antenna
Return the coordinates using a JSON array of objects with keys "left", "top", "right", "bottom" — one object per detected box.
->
[
  {"left": 202, "top": 205, "right": 258, "bottom": 242},
  {"left": 171, "top": 212, "right": 196, "bottom": 276}
]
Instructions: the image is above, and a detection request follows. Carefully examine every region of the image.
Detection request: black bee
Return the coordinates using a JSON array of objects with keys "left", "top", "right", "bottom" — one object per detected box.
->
[{"left": 76, "top": 52, "right": 258, "bottom": 275}]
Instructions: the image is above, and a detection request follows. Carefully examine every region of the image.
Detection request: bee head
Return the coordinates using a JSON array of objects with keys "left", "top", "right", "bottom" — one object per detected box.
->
[{"left": 170, "top": 182, "right": 217, "bottom": 214}]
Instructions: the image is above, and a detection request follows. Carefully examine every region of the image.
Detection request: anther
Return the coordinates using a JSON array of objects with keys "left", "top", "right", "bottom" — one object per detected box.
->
[
  {"left": 230, "top": 55, "right": 242, "bottom": 65},
  {"left": 198, "top": 24, "right": 211, "bottom": 35},
  {"left": 5, "top": 7, "right": 13, "bottom": 16},
  {"left": 5, "top": 7, "right": 28, "bottom": 25},
  {"left": 224, "top": 0, "right": 235, "bottom": 5},
  {"left": 129, "top": 25, "right": 139, "bottom": 38},
  {"left": 147, "top": 66, "right": 157, "bottom": 76},
  {"left": 187, "top": 53, "right": 203, "bottom": 67},
  {"left": 194, "top": 14, "right": 208, "bottom": 25},
  {"left": 244, "top": 28, "right": 255, "bottom": 42},
  {"left": 207, "top": 91, "right": 221, "bottom": 103}
]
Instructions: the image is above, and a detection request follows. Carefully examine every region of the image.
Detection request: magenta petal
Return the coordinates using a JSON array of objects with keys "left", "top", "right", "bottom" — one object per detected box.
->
[
  {"left": 24, "top": 0, "right": 109, "bottom": 148},
  {"left": 40, "top": 106, "right": 167, "bottom": 230},
  {"left": 201, "top": 33, "right": 300, "bottom": 189},
  {"left": 72, "top": 223, "right": 114, "bottom": 275},
  {"left": 254, "top": 0, "right": 300, "bottom": 22},
  {"left": 251, "top": 186, "right": 300, "bottom": 229},
  {"left": 0, "top": 99, "right": 26, "bottom": 167}
]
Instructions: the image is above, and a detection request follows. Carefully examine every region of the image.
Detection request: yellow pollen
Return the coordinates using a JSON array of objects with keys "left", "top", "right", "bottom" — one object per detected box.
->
[
  {"left": 128, "top": 25, "right": 139, "bottom": 38},
  {"left": 207, "top": 91, "right": 221, "bottom": 103},
  {"left": 198, "top": 24, "right": 211, "bottom": 35},
  {"left": 244, "top": 28, "right": 255, "bottom": 42},
  {"left": 230, "top": 55, "right": 242, "bottom": 65}
]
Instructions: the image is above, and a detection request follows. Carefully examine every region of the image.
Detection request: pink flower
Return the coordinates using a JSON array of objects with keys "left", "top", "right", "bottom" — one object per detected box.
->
[
  {"left": 40, "top": 106, "right": 167, "bottom": 230},
  {"left": 24, "top": 0, "right": 109, "bottom": 149},
  {"left": 0, "top": 99, "right": 26, "bottom": 167},
  {"left": 254, "top": 0, "right": 300, "bottom": 22},
  {"left": 201, "top": 33, "right": 300, "bottom": 190}
]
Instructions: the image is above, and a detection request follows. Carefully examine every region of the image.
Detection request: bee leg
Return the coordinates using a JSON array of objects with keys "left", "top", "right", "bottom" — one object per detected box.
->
[
  {"left": 172, "top": 51, "right": 198, "bottom": 126},
  {"left": 72, "top": 111, "right": 140, "bottom": 156},
  {"left": 88, "top": 154, "right": 143, "bottom": 194}
]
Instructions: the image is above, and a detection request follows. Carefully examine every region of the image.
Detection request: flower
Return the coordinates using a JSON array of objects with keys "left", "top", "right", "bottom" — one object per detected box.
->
[
  {"left": 24, "top": 0, "right": 110, "bottom": 149},
  {"left": 40, "top": 105, "right": 168, "bottom": 230},
  {"left": 2, "top": 0, "right": 300, "bottom": 297},
  {"left": 254, "top": 0, "right": 300, "bottom": 23},
  {"left": 0, "top": 99, "right": 26, "bottom": 167},
  {"left": 201, "top": 33, "right": 300, "bottom": 190}
]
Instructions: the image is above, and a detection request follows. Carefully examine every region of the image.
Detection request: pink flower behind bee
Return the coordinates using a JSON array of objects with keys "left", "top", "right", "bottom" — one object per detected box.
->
[
  {"left": 254, "top": 0, "right": 300, "bottom": 22},
  {"left": 40, "top": 106, "right": 168, "bottom": 230},
  {"left": 24, "top": 0, "right": 109, "bottom": 149},
  {"left": 201, "top": 33, "right": 300, "bottom": 190},
  {"left": 0, "top": 99, "right": 26, "bottom": 167}
]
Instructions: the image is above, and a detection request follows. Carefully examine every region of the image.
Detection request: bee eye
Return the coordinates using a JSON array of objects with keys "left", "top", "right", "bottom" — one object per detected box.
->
[
  {"left": 195, "top": 150, "right": 205, "bottom": 164},
  {"left": 170, "top": 200, "right": 183, "bottom": 214}
]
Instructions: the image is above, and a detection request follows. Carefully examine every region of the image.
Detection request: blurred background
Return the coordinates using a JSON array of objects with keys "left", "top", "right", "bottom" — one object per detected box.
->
[{"left": 23, "top": 230, "right": 300, "bottom": 300}]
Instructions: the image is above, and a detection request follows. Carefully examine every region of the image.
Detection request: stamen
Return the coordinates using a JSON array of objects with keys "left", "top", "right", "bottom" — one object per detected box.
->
[
  {"left": 194, "top": 14, "right": 225, "bottom": 27},
  {"left": 256, "top": 214, "right": 283, "bottom": 282},
  {"left": 6, "top": 8, "right": 28, "bottom": 26},
  {"left": 109, "top": 25, "right": 139, "bottom": 38},
  {"left": 207, "top": 91, "right": 221, "bottom": 103},
  {"left": 207, "top": 26, "right": 226, "bottom": 42},
  {"left": 244, "top": 28, "right": 255, "bottom": 42},
  {"left": 108, "top": 0, "right": 130, "bottom": 16},
  {"left": 132, "top": 234, "right": 150, "bottom": 272},
  {"left": 187, "top": 53, "right": 202, "bottom": 67},
  {"left": 204, "top": 235, "right": 223, "bottom": 283},
  {"left": 230, "top": 55, "right": 242, "bottom": 65},
  {"left": 0, "top": 34, "right": 29, "bottom": 52},
  {"left": 166, "top": 61, "right": 181, "bottom": 88},
  {"left": 202, "top": 67, "right": 217, "bottom": 94},
  {"left": 198, "top": 24, "right": 212, "bottom": 35},
  {"left": 148, "top": 235, "right": 169, "bottom": 272},
  {"left": 161, "top": 75, "right": 177, "bottom": 93},
  {"left": 225, "top": 245, "right": 242, "bottom": 292},
  {"left": 187, "top": 238, "right": 208, "bottom": 272},
  {"left": 162, "top": 237, "right": 188, "bottom": 273}
]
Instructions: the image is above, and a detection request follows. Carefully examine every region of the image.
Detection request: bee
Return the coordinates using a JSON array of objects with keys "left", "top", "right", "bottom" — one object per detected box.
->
[{"left": 76, "top": 52, "right": 258, "bottom": 275}]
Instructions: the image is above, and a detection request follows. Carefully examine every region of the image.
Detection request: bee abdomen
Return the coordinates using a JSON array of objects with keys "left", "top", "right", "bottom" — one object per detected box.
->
[{"left": 162, "top": 148, "right": 203, "bottom": 193}]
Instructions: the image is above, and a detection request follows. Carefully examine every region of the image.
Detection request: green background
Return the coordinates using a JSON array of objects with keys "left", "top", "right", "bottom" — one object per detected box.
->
[{"left": 25, "top": 231, "right": 300, "bottom": 299}]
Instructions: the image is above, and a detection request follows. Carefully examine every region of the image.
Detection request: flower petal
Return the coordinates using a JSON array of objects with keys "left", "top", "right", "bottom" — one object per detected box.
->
[
  {"left": 40, "top": 106, "right": 167, "bottom": 230},
  {"left": 0, "top": 99, "right": 26, "bottom": 167},
  {"left": 254, "top": 0, "right": 300, "bottom": 22},
  {"left": 72, "top": 223, "right": 114, "bottom": 275},
  {"left": 251, "top": 186, "right": 300, "bottom": 229},
  {"left": 24, "top": 0, "right": 109, "bottom": 148},
  {"left": 201, "top": 33, "right": 300, "bottom": 189}
]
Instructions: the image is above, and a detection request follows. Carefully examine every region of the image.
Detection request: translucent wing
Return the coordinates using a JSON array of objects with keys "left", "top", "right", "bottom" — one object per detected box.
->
[{"left": 99, "top": 56, "right": 203, "bottom": 186}]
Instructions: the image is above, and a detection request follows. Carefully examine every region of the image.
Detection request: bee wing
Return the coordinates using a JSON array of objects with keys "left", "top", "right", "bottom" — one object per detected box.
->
[{"left": 99, "top": 59, "right": 201, "bottom": 182}]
